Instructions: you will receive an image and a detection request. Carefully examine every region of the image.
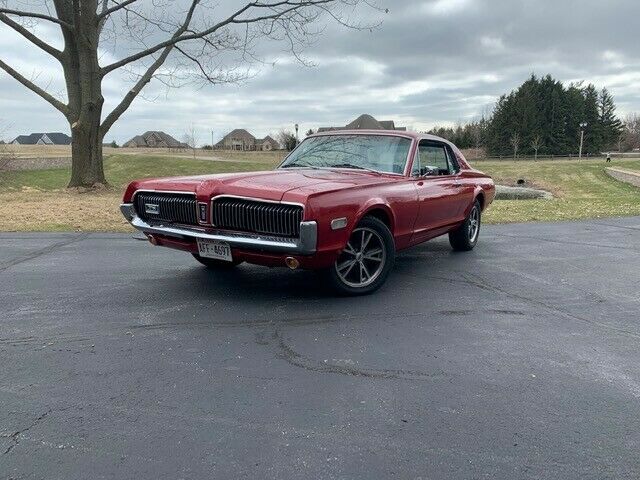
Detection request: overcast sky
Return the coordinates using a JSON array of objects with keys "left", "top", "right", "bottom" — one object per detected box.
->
[{"left": 1, "top": 0, "right": 639, "bottom": 144}]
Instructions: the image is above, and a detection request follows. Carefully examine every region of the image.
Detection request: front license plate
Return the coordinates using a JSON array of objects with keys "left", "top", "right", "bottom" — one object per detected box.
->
[{"left": 196, "top": 239, "right": 233, "bottom": 262}]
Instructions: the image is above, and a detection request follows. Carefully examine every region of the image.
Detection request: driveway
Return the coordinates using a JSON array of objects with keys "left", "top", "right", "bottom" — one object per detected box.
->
[{"left": 1, "top": 218, "right": 639, "bottom": 479}]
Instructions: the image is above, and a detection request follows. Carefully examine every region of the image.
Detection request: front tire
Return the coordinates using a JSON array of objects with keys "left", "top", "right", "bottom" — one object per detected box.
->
[
  {"left": 324, "top": 216, "right": 395, "bottom": 295},
  {"left": 192, "top": 253, "right": 242, "bottom": 269},
  {"left": 449, "top": 199, "right": 481, "bottom": 251}
]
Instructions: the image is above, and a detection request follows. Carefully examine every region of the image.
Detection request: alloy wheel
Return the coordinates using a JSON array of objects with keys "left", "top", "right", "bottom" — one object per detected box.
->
[
  {"left": 468, "top": 206, "right": 480, "bottom": 243},
  {"left": 335, "top": 227, "right": 387, "bottom": 288}
]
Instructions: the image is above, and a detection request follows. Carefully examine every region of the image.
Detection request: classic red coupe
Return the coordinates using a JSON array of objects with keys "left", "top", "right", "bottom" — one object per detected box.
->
[{"left": 121, "top": 130, "right": 495, "bottom": 294}]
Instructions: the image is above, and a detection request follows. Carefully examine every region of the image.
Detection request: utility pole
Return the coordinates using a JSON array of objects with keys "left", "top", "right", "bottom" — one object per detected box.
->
[
  {"left": 579, "top": 122, "right": 587, "bottom": 159},
  {"left": 211, "top": 130, "right": 214, "bottom": 149}
]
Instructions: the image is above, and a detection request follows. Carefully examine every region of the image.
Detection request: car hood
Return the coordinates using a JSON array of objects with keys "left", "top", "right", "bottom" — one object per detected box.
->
[{"left": 126, "top": 168, "right": 399, "bottom": 203}]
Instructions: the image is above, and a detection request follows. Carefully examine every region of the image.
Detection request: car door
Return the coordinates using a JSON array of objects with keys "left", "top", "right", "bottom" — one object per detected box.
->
[{"left": 411, "top": 140, "right": 473, "bottom": 242}]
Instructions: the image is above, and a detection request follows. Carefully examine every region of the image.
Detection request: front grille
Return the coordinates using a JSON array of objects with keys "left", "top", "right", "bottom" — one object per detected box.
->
[
  {"left": 134, "top": 191, "right": 198, "bottom": 225},
  {"left": 212, "top": 197, "right": 303, "bottom": 237}
]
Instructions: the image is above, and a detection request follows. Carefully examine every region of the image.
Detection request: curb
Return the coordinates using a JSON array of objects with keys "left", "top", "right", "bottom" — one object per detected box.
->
[{"left": 606, "top": 167, "right": 640, "bottom": 188}]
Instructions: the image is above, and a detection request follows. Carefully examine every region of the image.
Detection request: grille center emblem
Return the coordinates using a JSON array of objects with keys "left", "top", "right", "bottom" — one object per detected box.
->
[{"left": 145, "top": 203, "right": 160, "bottom": 215}]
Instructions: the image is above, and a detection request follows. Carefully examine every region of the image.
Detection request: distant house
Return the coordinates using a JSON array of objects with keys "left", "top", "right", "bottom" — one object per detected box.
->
[
  {"left": 216, "top": 129, "right": 280, "bottom": 151},
  {"left": 123, "top": 131, "right": 187, "bottom": 148},
  {"left": 11, "top": 132, "right": 72, "bottom": 145},
  {"left": 318, "top": 114, "right": 406, "bottom": 132}
]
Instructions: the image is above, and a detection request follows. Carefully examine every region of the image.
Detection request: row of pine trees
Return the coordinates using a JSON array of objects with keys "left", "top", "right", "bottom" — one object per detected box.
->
[{"left": 429, "top": 75, "right": 624, "bottom": 156}]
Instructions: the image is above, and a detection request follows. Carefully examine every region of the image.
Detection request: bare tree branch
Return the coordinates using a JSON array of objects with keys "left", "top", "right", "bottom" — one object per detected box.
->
[
  {"left": 101, "top": 0, "right": 201, "bottom": 133},
  {"left": 102, "top": 0, "right": 337, "bottom": 75},
  {"left": 0, "top": 58, "right": 69, "bottom": 115},
  {"left": 0, "top": 7, "right": 73, "bottom": 28},
  {"left": 0, "top": 13, "right": 63, "bottom": 60},
  {"left": 97, "top": 0, "right": 140, "bottom": 21}
]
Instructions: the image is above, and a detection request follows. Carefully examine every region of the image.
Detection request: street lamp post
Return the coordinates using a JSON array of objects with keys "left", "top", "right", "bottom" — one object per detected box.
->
[
  {"left": 294, "top": 123, "right": 299, "bottom": 146},
  {"left": 579, "top": 122, "right": 587, "bottom": 159}
]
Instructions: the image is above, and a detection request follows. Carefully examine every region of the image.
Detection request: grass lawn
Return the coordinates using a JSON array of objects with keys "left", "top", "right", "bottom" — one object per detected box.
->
[
  {"left": 0, "top": 153, "right": 638, "bottom": 232},
  {"left": 474, "top": 158, "right": 640, "bottom": 223}
]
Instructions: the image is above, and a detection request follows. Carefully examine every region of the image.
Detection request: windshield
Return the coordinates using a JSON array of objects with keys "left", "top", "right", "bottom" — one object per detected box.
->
[{"left": 279, "top": 135, "right": 412, "bottom": 174}]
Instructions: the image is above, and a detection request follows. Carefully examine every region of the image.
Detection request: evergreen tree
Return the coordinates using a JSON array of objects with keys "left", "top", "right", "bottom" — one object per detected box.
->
[
  {"left": 481, "top": 75, "right": 622, "bottom": 156},
  {"left": 582, "top": 84, "right": 602, "bottom": 154},
  {"left": 598, "top": 88, "right": 623, "bottom": 150}
]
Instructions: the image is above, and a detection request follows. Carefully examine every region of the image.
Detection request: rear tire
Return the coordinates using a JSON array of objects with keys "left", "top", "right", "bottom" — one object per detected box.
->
[
  {"left": 449, "top": 200, "right": 481, "bottom": 251},
  {"left": 192, "top": 253, "right": 242, "bottom": 269},
  {"left": 324, "top": 216, "right": 395, "bottom": 296}
]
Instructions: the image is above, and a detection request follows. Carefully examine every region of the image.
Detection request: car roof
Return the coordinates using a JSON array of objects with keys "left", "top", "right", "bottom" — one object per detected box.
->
[{"left": 307, "top": 129, "right": 451, "bottom": 145}]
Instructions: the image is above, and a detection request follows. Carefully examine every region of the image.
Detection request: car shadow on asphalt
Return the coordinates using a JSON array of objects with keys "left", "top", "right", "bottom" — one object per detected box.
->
[{"left": 163, "top": 240, "right": 461, "bottom": 303}]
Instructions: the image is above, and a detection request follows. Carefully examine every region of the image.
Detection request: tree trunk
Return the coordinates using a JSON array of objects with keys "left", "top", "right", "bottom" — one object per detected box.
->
[
  {"left": 69, "top": 115, "right": 106, "bottom": 187},
  {"left": 62, "top": 0, "right": 108, "bottom": 188}
]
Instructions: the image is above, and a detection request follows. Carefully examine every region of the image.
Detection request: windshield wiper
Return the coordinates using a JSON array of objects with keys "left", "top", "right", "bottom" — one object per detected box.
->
[
  {"left": 280, "top": 163, "right": 322, "bottom": 170},
  {"left": 330, "top": 163, "right": 382, "bottom": 175}
]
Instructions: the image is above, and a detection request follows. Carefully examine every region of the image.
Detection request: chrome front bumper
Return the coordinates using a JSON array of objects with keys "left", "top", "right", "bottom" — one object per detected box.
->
[{"left": 120, "top": 203, "right": 317, "bottom": 255}]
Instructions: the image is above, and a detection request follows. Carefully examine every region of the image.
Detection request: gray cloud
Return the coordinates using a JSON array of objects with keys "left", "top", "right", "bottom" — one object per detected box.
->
[{"left": 1, "top": 0, "right": 639, "bottom": 143}]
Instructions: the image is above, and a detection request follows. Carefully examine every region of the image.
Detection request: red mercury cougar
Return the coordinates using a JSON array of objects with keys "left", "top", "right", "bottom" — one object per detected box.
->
[{"left": 121, "top": 130, "right": 495, "bottom": 295}]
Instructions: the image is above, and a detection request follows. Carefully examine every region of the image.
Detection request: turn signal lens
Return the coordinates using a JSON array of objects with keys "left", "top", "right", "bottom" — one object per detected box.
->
[{"left": 331, "top": 217, "right": 348, "bottom": 230}]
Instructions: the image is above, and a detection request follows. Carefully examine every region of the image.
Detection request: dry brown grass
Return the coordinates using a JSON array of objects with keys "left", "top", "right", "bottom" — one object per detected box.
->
[{"left": 0, "top": 189, "right": 129, "bottom": 232}]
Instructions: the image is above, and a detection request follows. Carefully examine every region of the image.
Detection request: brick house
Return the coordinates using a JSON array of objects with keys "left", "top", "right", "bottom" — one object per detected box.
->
[
  {"left": 11, "top": 132, "right": 72, "bottom": 145},
  {"left": 216, "top": 129, "right": 280, "bottom": 151}
]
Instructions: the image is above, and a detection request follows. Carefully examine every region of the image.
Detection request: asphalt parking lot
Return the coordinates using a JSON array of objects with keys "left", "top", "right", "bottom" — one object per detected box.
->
[{"left": 1, "top": 217, "right": 639, "bottom": 479}]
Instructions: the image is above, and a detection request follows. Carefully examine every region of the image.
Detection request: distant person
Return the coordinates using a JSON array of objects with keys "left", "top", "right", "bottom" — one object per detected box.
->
[{"left": 606, "top": 152, "right": 611, "bottom": 163}]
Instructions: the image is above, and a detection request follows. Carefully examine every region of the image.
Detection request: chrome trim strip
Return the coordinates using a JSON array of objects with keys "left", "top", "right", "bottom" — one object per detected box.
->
[
  {"left": 120, "top": 203, "right": 317, "bottom": 254},
  {"left": 132, "top": 189, "right": 197, "bottom": 200},
  {"left": 211, "top": 194, "right": 305, "bottom": 210}
]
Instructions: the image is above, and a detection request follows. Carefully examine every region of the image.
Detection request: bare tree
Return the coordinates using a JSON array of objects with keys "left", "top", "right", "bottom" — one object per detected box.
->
[
  {"left": 0, "top": 121, "right": 15, "bottom": 173},
  {"left": 182, "top": 124, "right": 199, "bottom": 158},
  {"left": 277, "top": 129, "right": 297, "bottom": 151},
  {"left": 510, "top": 132, "right": 520, "bottom": 160},
  {"left": 0, "top": 1, "right": 379, "bottom": 187},
  {"left": 622, "top": 113, "right": 640, "bottom": 152},
  {"left": 530, "top": 134, "right": 542, "bottom": 161}
]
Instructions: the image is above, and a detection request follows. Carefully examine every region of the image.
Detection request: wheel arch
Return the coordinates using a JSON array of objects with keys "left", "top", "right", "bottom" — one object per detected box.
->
[
  {"left": 475, "top": 190, "right": 486, "bottom": 210},
  {"left": 355, "top": 202, "right": 395, "bottom": 234}
]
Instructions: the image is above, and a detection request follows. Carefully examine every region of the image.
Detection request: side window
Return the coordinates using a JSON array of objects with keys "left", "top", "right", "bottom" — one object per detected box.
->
[{"left": 418, "top": 142, "right": 452, "bottom": 175}]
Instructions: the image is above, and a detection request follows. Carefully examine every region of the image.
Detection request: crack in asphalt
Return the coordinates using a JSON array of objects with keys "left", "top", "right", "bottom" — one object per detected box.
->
[
  {"left": 2, "top": 408, "right": 51, "bottom": 455},
  {"left": 0, "top": 234, "right": 89, "bottom": 273},
  {"left": 271, "top": 328, "right": 448, "bottom": 381},
  {"left": 591, "top": 221, "right": 640, "bottom": 232}
]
